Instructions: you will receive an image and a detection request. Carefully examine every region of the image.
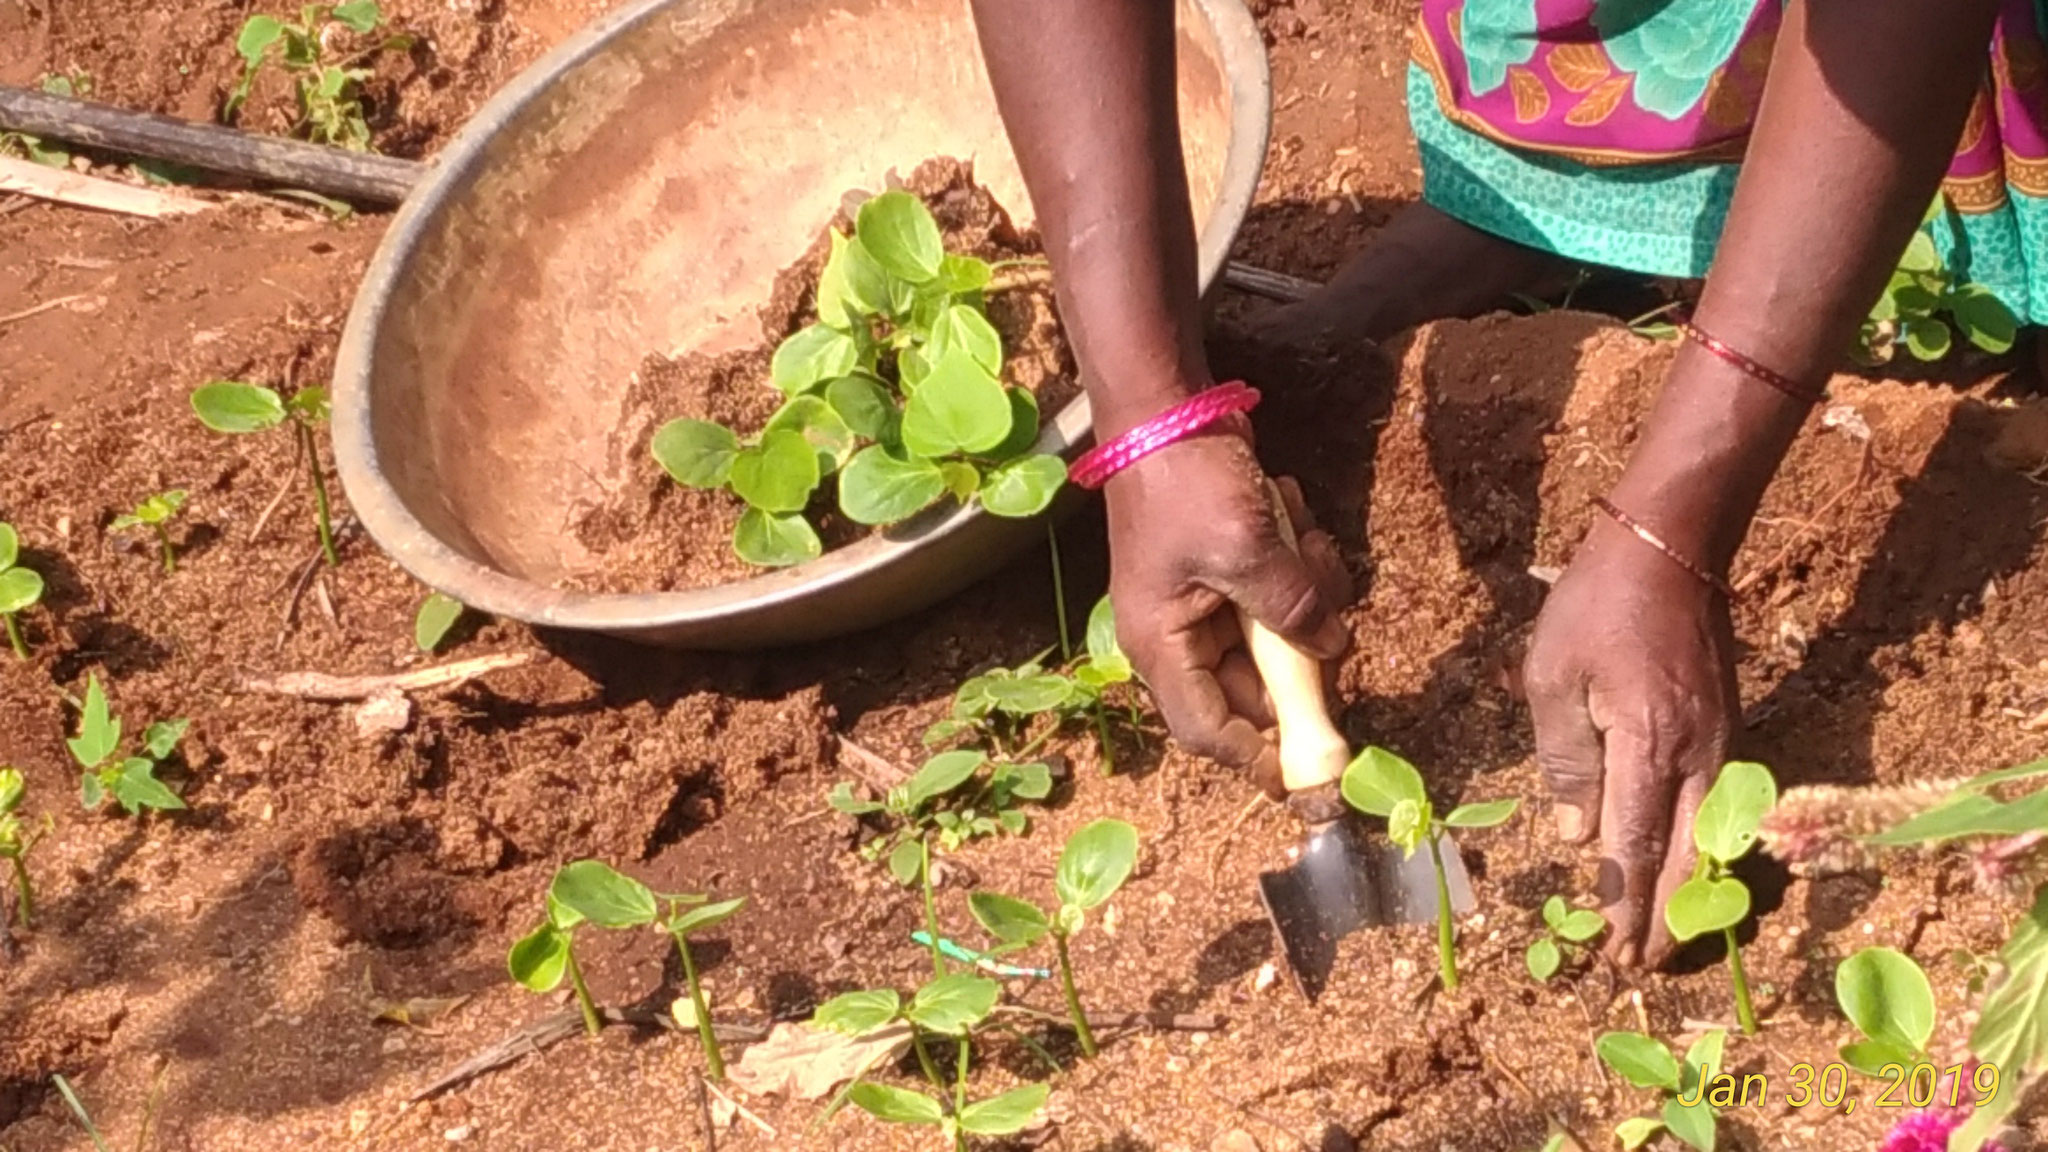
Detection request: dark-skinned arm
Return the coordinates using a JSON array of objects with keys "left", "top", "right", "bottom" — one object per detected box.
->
[
  {"left": 1525, "top": 0, "right": 1999, "bottom": 966},
  {"left": 970, "top": 0, "right": 1350, "bottom": 791}
]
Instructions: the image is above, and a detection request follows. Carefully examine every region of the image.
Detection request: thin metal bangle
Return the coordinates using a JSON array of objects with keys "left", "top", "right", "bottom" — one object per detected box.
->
[
  {"left": 1591, "top": 496, "right": 1737, "bottom": 599},
  {"left": 1678, "top": 318, "right": 1828, "bottom": 406}
]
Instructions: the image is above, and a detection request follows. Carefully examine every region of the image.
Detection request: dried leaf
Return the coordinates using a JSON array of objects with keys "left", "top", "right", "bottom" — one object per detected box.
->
[
  {"left": 1508, "top": 66, "right": 1550, "bottom": 124},
  {"left": 1565, "top": 76, "right": 1631, "bottom": 128},
  {"left": 728, "top": 1020, "right": 912, "bottom": 1100},
  {"left": 1547, "top": 43, "right": 1610, "bottom": 93},
  {"left": 371, "top": 995, "right": 470, "bottom": 1029}
]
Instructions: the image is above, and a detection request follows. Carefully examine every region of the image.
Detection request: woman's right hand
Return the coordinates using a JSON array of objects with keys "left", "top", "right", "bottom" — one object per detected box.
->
[{"left": 1102, "top": 420, "right": 1352, "bottom": 797}]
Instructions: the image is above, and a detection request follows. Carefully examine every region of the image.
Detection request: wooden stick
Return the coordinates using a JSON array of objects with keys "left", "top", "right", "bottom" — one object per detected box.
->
[
  {"left": 0, "top": 155, "right": 211, "bottom": 218},
  {"left": 235, "top": 651, "right": 539, "bottom": 701},
  {"left": 0, "top": 293, "right": 100, "bottom": 328},
  {"left": 1223, "top": 261, "right": 1318, "bottom": 303}
]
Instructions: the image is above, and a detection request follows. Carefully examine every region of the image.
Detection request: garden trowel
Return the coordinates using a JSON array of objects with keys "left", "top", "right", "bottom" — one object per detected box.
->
[{"left": 1240, "top": 481, "right": 1474, "bottom": 1003}]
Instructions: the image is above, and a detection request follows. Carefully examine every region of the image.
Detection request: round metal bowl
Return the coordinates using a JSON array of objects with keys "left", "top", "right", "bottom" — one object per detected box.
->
[{"left": 333, "top": 0, "right": 1271, "bottom": 649}]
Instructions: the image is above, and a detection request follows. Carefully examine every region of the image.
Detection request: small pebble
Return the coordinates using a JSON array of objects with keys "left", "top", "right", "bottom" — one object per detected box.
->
[
  {"left": 444, "top": 1124, "right": 473, "bottom": 1142},
  {"left": 1212, "top": 1131, "right": 1260, "bottom": 1152},
  {"left": 382, "top": 1035, "right": 408, "bottom": 1054}
]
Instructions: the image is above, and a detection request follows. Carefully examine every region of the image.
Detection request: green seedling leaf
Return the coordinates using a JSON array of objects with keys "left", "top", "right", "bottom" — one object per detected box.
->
[
  {"left": 1526, "top": 936, "right": 1561, "bottom": 981},
  {"left": 192, "top": 380, "right": 287, "bottom": 433},
  {"left": 989, "top": 761, "right": 1052, "bottom": 801},
  {"left": 825, "top": 374, "right": 899, "bottom": 444},
  {"left": 116, "top": 490, "right": 188, "bottom": 528},
  {"left": 887, "top": 838, "right": 924, "bottom": 886},
  {"left": 79, "top": 772, "right": 104, "bottom": 810},
  {"left": 732, "top": 508, "right": 822, "bottom": 568},
  {"left": 940, "top": 254, "right": 992, "bottom": 293},
  {"left": 772, "top": 323, "right": 862, "bottom": 396},
  {"left": 1841, "top": 1038, "right": 1921, "bottom": 1078},
  {"left": 814, "top": 989, "right": 900, "bottom": 1035},
  {"left": 652, "top": 419, "right": 741, "bottom": 488},
  {"left": 0, "top": 767, "right": 22, "bottom": 814},
  {"left": 668, "top": 895, "right": 746, "bottom": 935},
  {"left": 848, "top": 1081, "right": 945, "bottom": 1126},
  {"left": 546, "top": 889, "right": 586, "bottom": 931},
  {"left": 959, "top": 1083, "right": 1050, "bottom": 1136},
  {"left": 414, "top": 592, "right": 464, "bottom": 652},
  {"left": 839, "top": 446, "right": 946, "bottom": 526},
  {"left": 1661, "top": 1094, "right": 1717, "bottom": 1152},
  {"left": 990, "top": 389, "right": 1041, "bottom": 460},
  {"left": 112, "top": 758, "right": 183, "bottom": 813},
  {"left": 68, "top": 675, "right": 119, "bottom": 769},
  {"left": 1902, "top": 318, "right": 1953, "bottom": 361},
  {"left": 1387, "top": 798, "right": 1428, "bottom": 857},
  {"left": 766, "top": 395, "right": 856, "bottom": 474},
  {"left": 1559, "top": 908, "right": 1607, "bottom": 943},
  {"left": 855, "top": 190, "right": 944, "bottom": 283},
  {"left": 1951, "top": 283, "right": 2019, "bottom": 354},
  {"left": 237, "top": 15, "right": 285, "bottom": 60},
  {"left": 829, "top": 781, "right": 884, "bottom": 815},
  {"left": 1443, "top": 798, "right": 1519, "bottom": 829},
  {"left": 1836, "top": 946, "right": 1935, "bottom": 1052},
  {"left": 140, "top": 719, "right": 188, "bottom": 760},
  {"left": 1693, "top": 761, "right": 1777, "bottom": 863},
  {"left": 1542, "top": 896, "right": 1567, "bottom": 933},
  {"left": 1055, "top": 818, "right": 1139, "bottom": 910},
  {"left": 901, "top": 349, "right": 1011, "bottom": 457},
  {"left": 978, "top": 671, "right": 1073, "bottom": 714},
  {"left": 1900, "top": 230, "right": 1941, "bottom": 275},
  {"left": 969, "top": 891, "right": 1051, "bottom": 948},
  {"left": 1681, "top": 1029, "right": 1726, "bottom": 1094},
  {"left": 292, "top": 390, "right": 333, "bottom": 424},
  {"left": 1615, "top": 1117, "right": 1664, "bottom": 1150},
  {"left": 906, "top": 972, "right": 1000, "bottom": 1035},
  {"left": 0, "top": 567, "right": 43, "bottom": 615},
  {"left": 549, "top": 860, "right": 658, "bottom": 928},
  {"left": 1340, "top": 746, "right": 1428, "bottom": 817},
  {"left": 980, "top": 454, "right": 1066, "bottom": 518},
  {"left": 1085, "top": 595, "right": 1123, "bottom": 663},
  {"left": 1596, "top": 1031, "right": 1680, "bottom": 1090},
  {"left": 332, "top": 0, "right": 380, "bottom": 32},
  {"left": 728, "top": 429, "right": 820, "bottom": 513},
  {"left": 927, "top": 304, "right": 1002, "bottom": 375},
  {"left": 508, "top": 923, "right": 570, "bottom": 991},
  {"left": 0, "top": 523, "right": 16, "bottom": 570},
  {"left": 905, "top": 750, "right": 985, "bottom": 809},
  {"left": 1665, "top": 876, "right": 1751, "bottom": 942},
  {"left": 1868, "top": 789, "right": 2048, "bottom": 846},
  {"left": 940, "top": 461, "right": 980, "bottom": 500}
]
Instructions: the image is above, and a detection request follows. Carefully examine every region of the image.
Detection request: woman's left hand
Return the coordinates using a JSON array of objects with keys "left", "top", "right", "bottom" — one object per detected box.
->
[{"left": 1521, "top": 514, "right": 1740, "bottom": 968}]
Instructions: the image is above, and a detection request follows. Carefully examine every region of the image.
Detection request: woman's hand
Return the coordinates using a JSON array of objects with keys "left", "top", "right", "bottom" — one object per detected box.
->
[
  {"left": 1522, "top": 517, "right": 1739, "bottom": 968},
  {"left": 1104, "top": 423, "right": 1352, "bottom": 798}
]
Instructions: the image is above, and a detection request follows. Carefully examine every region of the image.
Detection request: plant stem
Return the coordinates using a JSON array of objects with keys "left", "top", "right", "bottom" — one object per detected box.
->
[
  {"left": 1053, "top": 931, "right": 1098, "bottom": 1058},
  {"left": 952, "top": 1032, "right": 972, "bottom": 1151},
  {"left": 1725, "top": 926, "right": 1758, "bottom": 1035},
  {"left": 1092, "top": 702, "right": 1115, "bottom": 777},
  {"left": 674, "top": 932, "right": 724, "bottom": 1080},
  {"left": 563, "top": 947, "right": 602, "bottom": 1036},
  {"left": 9, "top": 857, "right": 31, "bottom": 929},
  {"left": 910, "top": 1025, "right": 947, "bottom": 1091},
  {"left": 155, "top": 525, "right": 176, "bottom": 575},
  {"left": 920, "top": 838, "right": 946, "bottom": 978},
  {"left": 298, "top": 419, "right": 338, "bottom": 567},
  {"left": 3, "top": 613, "right": 25, "bottom": 659},
  {"left": 1427, "top": 832, "right": 1458, "bottom": 993},
  {"left": 1047, "top": 525, "right": 1072, "bottom": 661}
]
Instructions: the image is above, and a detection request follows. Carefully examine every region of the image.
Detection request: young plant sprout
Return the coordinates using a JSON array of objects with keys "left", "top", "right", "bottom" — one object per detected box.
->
[
  {"left": 967, "top": 818, "right": 1139, "bottom": 1058},
  {"left": 1595, "top": 1028, "right": 1727, "bottom": 1151},
  {"left": 413, "top": 591, "right": 465, "bottom": 652},
  {"left": 1835, "top": 946, "right": 1938, "bottom": 1077},
  {"left": 0, "top": 768, "right": 48, "bottom": 928},
  {"left": 110, "top": 490, "right": 189, "bottom": 575},
  {"left": 1859, "top": 200, "right": 2018, "bottom": 364},
  {"left": 227, "top": 1, "right": 414, "bottom": 151},
  {"left": 926, "top": 596, "right": 1140, "bottom": 775},
  {"left": 1525, "top": 895, "right": 1607, "bottom": 982},
  {"left": 653, "top": 189, "right": 1065, "bottom": 567},
  {"left": 0, "top": 522, "right": 44, "bottom": 660},
  {"left": 1663, "top": 761, "right": 1777, "bottom": 1036},
  {"left": 69, "top": 674, "right": 187, "bottom": 815},
  {"left": 1340, "top": 747, "right": 1519, "bottom": 992},
  {"left": 192, "top": 380, "right": 339, "bottom": 566},
  {"left": 663, "top": 892, "right": 747, "bottom": 1081}
]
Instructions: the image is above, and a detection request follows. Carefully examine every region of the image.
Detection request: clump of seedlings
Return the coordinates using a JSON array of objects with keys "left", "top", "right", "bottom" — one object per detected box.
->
[
  {"left": 508, "top": 860, "right": 744, "bottom": 1076},
  {"left": 413, "top": 591, "right": 465, "bottom": 652},
  {"left": 1858, "top": 200, "right": 2018, "bottom": 365},
  {"left": 1836, "top": 946, "right": 1939, "bottom": 1078},
  {"left": 926, "top": 595, "right": 1140, "bottom": 774},
  {"left": 227, "top": 1, "right": 413, "bottom": 151},
  {"left": 0, "top": 521, "right": 44, "bottom": 659},
  {"left": 653, "top": 189, "right": 1065, "bottom": 567},
  {"left": 1340, "top": 746, "right": 1519, "bottom": 991},
  {"left": 1525, "top": 895, "right": 1607, "bottom": 982},
  {"left": 0, "top": 768, "right": 48, "bottom": 928},
  {"left": 192, "top": 380, "right": 339, "bottom": 566},
  {"left": 968, "top": 818, "right": 1139, "bottom": 1058},
  {"left": 110, "top": 490, "right": 189, "bottom": 575},
  {"left": 1665, "top": 761, "right": 1776, "bottom": 1036},
  {"left": 1595, "top": 1028, "right": 1728, "bottom": 1151},
  {"left": 69, "top": 674, "right": 187, "bottom": 815}
]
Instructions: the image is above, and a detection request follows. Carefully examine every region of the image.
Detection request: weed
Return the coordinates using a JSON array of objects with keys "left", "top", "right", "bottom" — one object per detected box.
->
[
  {"left": 0, "top": 521, "right": 45, "bottom": 659},
  {"left": 413, "top": 591, "right": 464, "bottom": 652},
  {"left": 110, "top": 489, "right": 189, "bottom": 575},
  {"left": 69, "top": 674, "right": 187, "bottom": 815},
  {"left": 1836, "top": 946, "right": 1938, "bottom": 1077},
  {"left": 925, "top": 595, "right": 1139, "bottom": 774},
  {"left": 1859, "top": 201, "right": 2018, "bottom": 365},
  {"left": 1595, "top": 1028, "right": 1727, "bottom": 1151},
  {"left": 653, "top": 190, "right": 1064, "bottom": 567},
  {"left": 51, "top": 1064, "right": 169, "bottom": 1152},
  {"left": 1664, "top": 761, "right": 1777, "bottom": 1036},
  {"left": 0, "top": 73, "right": 92, "bottom": 167},
  {"left": 968, "top": 818, "right": 1139, "bottom": 1058},
  {"left": 832, "top": 749, "right": 1053, "bottom": 882},
  {"left": 192, "top": 380, "right": 338, "bottom": 566},
  {"left": 1340, "top": 746, "right": 1519, "bottom": 992},
  {"left": 1525, "top": 895, "right": 1606, "bottom": 982},
  {"left": 227, "top": 1, "right": 413, "bottom": 151},
  {"left": 0, "top": 767, "right": 49, "bottom": 928}
]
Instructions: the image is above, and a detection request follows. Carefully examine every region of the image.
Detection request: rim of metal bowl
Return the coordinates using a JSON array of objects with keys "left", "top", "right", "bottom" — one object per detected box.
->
[{"left": 332, "top": 0, "right": 1272, "bottom": 637}]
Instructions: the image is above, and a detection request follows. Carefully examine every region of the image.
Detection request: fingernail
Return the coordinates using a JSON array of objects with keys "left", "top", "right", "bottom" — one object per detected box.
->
[{"left": 1555, "top": 803, "right": 1586, "bottom": 842}]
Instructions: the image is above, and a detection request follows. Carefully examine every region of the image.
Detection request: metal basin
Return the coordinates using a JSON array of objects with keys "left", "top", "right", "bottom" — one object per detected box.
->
[{"left": 333, "top": 0, "right": 1270, "bottom": 648}]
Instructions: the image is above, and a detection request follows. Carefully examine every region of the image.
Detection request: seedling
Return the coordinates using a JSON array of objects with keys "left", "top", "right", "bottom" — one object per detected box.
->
[
  {"left": 227, "top": 2, "right": 413, "bottom": 151},
  {"left": 0, "top": 521, "right": 44, "bottom": 659},
  {"left": 1339, "top": 747, "right": 1520, "bottom": 992},
  {"left": 1664, "top": 761, "right": 1777, "bottom": 1036},
  {"left": 191, "top": 380, "right": 339, "bottom": 566},
  {"left": 926, "top": 596, "right": 1140, "bottom": 774},
  {"left": 1835, "top": 946, "right": 1938, "bottom": 1077},
  {"left": 815, "top": 972, "right": 1048, "bottom": 1149},
  {"left": 832, "top": 749, "right": 1053, "bottom": 873},
  {"left": 1859, "top": 201, "right": 2017, "bottom": 364},
  {"left": 968, "top": 818, "right": 1140, "bottom": 1058},
  {"left": 414, "top": 591, "right": 465, "bottom": 652},
  {"left": 0, "top": 768, "right": 49, "bottom": 928},
  {"left": 51, "top": 1063, "right": 169, "bottom": 1152},
  {"left": 110, "top": 490, "right": 189, "bottom": 574},
  {"left": 652, "top": 189, "right": 1065, "bottom": 567},
  {"left": 1525, "top": 895, "right": 1607, "bottom": 982},
  {"left": 69, "top": 674, "right": 187, "bottom": 816},
  {"left": 1595, "top": 1029, "right": 1727, "bottom": 1151}
]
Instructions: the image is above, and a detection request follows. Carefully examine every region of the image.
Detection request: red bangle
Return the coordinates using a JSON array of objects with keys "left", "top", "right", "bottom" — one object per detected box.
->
[
  {"left": 1677, "top": 317, "right": 1828, "bottom": 406},
  {"left": 1068, "top": 381, "right": 1261, "bottom": 489},
  {"left": 1592, "top": 497, "right": 1736, "bottom": 598}
]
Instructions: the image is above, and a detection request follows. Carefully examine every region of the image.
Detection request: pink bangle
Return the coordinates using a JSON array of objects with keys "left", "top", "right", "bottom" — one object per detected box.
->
[{"left": 1068, "top": 381, "right": 1261, "bottom": 489}]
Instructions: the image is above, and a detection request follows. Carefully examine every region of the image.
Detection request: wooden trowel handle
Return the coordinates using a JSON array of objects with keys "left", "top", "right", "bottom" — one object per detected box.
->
[{"left": 1235, "top": 480, "right": 1352, "bottom": 805}]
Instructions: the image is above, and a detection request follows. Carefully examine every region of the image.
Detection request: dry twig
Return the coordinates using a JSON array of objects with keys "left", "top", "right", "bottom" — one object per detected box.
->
[{"left": 236, "top": 651, "right": 539, "bottom": 702}]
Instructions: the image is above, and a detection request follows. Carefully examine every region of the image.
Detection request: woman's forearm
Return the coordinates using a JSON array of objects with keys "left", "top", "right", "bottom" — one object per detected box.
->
[
  {"left": 1612, "top": 0, "right": 1999, "bottom": 570},
  {"left": 970, "top": 0, "right": 1212, "bottom": 439}
]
